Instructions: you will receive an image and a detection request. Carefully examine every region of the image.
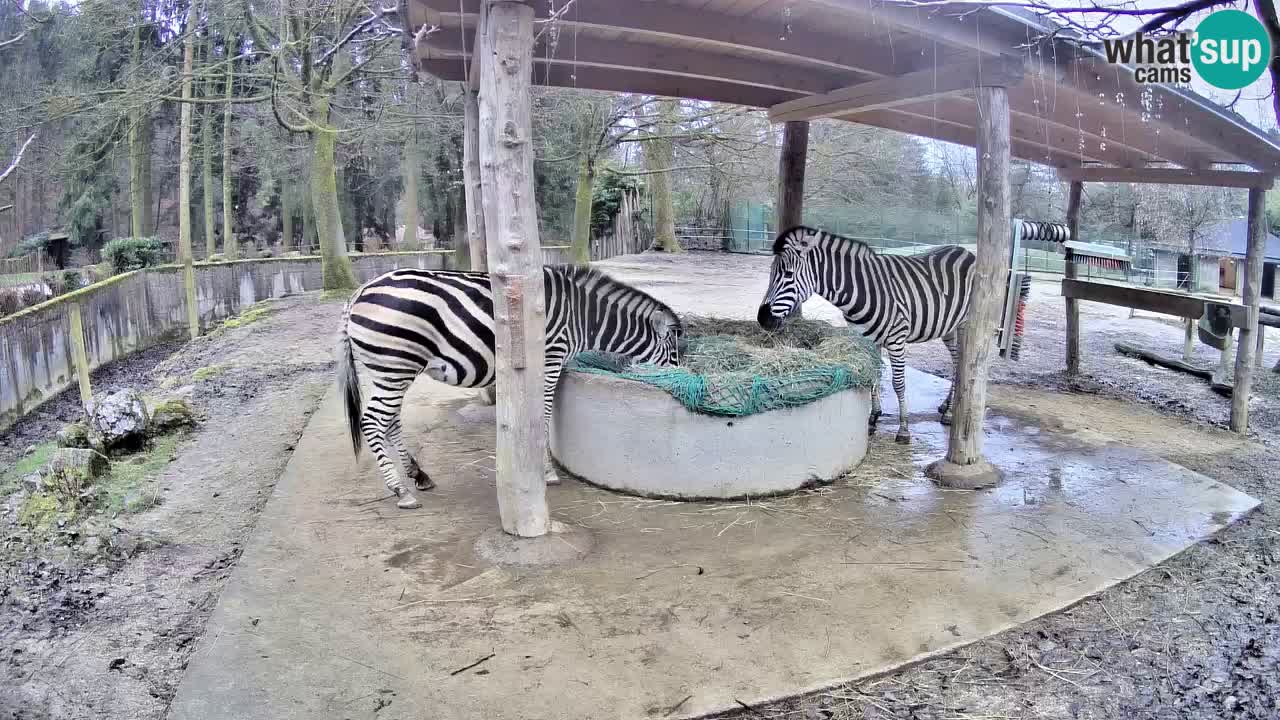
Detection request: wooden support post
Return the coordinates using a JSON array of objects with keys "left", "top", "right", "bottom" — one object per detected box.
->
[
  {"left": 1258, "top": 325, "right": 1266, "bottom": 368},
  {"left": 463, "top": 85, "right": 487, "bottom": 272},
  {"left": 1183, "top": 317, "right": 1196, "bottom": 362},
  {"left": 478, "top": 0, "right": 550, "bottom": 537},
  {"left": 927, "top": 85, "right": 1010, "bottom": 489},
  {"left": 1216, "top": 329, "right": 1235, "bottom": 385},
  {"left": 1231, "top": 188, "right": 1266, "bottom": 433},
  {"left": 68, "top": 302, "right": 92, "bottom": 408},
  {"left": 776, "top": 120, "right": 808, "bottom": 318},
  {"left": 1064, "top": 181, "right": 1082, "bottom": 374}
]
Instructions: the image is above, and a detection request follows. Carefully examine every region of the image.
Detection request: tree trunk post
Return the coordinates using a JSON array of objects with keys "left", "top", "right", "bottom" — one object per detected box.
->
[
  {"left": 1064, "top": 181, "right": 1082, "bottom": 373},
  {"left": 281, "top": 188, "right": 293, "bottom": 252},
  {"left": 463, "top": 86, "right": 487, "bottom": 270},
  {"left": 222, "top": 52, "right": 237, "bottom": 260},
  {"left": 776, "top": 120, "right": 808, "bottom": 318},
  {"left": 478, "top": 0, "right": 550, "bottom": 538},
  {"left": 402, "top": 127, "right": 420, "bottom": 249},
  {"left": 310, "top": 93, "right": 359, "bottom": 291},
  {"left": 178, "top": 0, "right": 200, "bottom": 340},
  {"left": 926, "top": 84, "right": 1010, "bottom": 489},
  {"left": 1183, "top": 317, "right": 1196, "bottom": 362},
  {"left": 1231, "top": 188, "right": 1266, "bottom": 433}
]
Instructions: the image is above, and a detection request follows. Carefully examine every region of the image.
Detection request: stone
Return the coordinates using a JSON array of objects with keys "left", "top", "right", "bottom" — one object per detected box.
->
[
  {"left": 41, "top": 448, "right": 109, "bottom": 497},
  {"left": 56, "top": 421, "right": 91, "bottom": 448},
  {"left": 87, "top": 389, "right": 150, "bottom": 452},
  {"left": 149, "top": 398, "right": 196, "bottom": 435}
]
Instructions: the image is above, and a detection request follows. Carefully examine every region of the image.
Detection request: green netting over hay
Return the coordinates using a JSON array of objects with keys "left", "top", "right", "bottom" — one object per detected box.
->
[{"left": 567, "top": 316, "right": 881, "bottom": 417}]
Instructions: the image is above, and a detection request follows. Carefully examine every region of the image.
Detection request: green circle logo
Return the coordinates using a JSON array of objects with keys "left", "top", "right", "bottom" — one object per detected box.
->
[{"left": 1193, "top": 10, "right": 1271, "bottom": 90}]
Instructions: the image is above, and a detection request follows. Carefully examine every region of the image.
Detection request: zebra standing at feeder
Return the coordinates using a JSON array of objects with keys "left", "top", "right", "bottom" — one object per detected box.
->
[
  {"left": 757, "top": 226, "right": 975, "bottom": 444},
  {"left": 336, "top": 265, "right": 682, "bottom": 509}
]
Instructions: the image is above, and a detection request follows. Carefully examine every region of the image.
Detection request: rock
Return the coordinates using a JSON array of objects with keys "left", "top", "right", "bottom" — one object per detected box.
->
[
  {"left": 148, "top": 398, "right": 196, "bottom": 435},
  {"left": 23, "top": 444, "right": 37, "bottom": 456},
  {"left": 41, "top": 448, "right": 109, "bottom": 498},
  {"left": 110, "top": 529, "right": 167, "bottom": 558},
  {"left": 79, "top": 535, "right": 103, "bottom": 556},
  {"left": 20, "top": 473, "right": 42, "bottom": 492},
  {"left": 87, "top": 389, "right": 150, "bottom": 452},
  {"left": 56, "top": 421, "right": 91, "bottom": 448}
]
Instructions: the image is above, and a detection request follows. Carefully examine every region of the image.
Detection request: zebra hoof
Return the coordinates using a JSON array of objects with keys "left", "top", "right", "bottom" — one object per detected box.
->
[
  {"left": 395, "top": 492, "right": 422, "bottom": 510},
  {"left": 895, "top": 432, "right": 911, "bottom": 445},
  {"left": 543, "top": 467, "right": 562, "bottom": 486},
  {"left": 412, "top": 467, "right": 435, "bottom": 491}
]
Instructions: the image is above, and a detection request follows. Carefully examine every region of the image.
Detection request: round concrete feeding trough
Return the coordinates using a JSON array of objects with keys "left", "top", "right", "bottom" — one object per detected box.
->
[{"left": 550, "top": 317, "right": 878, "bottom": 500}]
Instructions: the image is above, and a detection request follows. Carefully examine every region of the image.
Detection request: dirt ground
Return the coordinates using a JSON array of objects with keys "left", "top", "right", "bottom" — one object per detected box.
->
[
  {"left": 713, "top": 274, "right": 1280, "bottom": 720},
  {"left": 2, "top": 255, "right": 1279, "bottom": 720},
  {"left": 0, "top": 293, "right": 344, "bottom": 720}
]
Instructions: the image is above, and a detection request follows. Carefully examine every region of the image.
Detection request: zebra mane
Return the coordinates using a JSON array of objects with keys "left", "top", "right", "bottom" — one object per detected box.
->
[
  {"left": 772, "top": 225, "right": 871, "bottom": 255},
  {"left": 548, "top": 264, "right": 682, "bottom": 332}
]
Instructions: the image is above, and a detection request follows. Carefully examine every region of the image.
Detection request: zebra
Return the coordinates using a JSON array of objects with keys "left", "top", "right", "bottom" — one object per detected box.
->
[
  {"left": 756, "top": 226, "right": 975, "bottom": 444},
  {"left": 336, "top": 264, "right": 682, "bottom": 509}
]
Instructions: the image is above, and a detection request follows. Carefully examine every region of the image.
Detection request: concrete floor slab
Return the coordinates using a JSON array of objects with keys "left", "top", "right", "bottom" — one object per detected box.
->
[{"left": 169, "top": 365, "right": 1257, "bottom": 720}]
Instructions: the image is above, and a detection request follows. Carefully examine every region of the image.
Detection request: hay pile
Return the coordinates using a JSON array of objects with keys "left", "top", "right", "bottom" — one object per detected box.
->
[{"left": 569, "top": 315, "right": 881, "bottom": 417}]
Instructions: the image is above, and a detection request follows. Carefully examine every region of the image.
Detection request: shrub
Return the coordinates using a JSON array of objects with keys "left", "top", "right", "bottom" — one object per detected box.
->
[
  {"left": 0, "top": 287, "right": 49, "bottom": 317},
  {"left": 4, "top": 232, "right": 50, "bottom": 259},
  {"left": 102, "top": 237, "right": 166, "bottom": 273}
]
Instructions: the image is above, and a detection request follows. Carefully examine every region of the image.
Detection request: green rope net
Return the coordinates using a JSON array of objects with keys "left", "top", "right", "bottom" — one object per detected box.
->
[{"left": 567, "top": 316, "right": 882, "bottom": 417}]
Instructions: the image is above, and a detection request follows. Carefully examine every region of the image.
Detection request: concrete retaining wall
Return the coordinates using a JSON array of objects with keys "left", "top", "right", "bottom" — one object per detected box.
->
[
  {"left": 550, "top": 371, "right": 870, "bottom": 499},
  {"left": 0, "top": 247, "right": 588, "bottom": 430}
]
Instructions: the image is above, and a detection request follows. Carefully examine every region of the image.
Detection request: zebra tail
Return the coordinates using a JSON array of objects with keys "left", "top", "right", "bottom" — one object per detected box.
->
[{"left": 336, "top": 305, "right": 363, "bottom": 457}]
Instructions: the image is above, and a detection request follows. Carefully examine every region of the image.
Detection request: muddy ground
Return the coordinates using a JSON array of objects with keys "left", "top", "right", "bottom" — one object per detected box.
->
[
  {"left": 2, "top": 257, "right": 1279, "bottom": 720},
  {"left": 717, "top": 274, "right": 1280, "bottom": 720},
  {"left": 0, "top": 293, "right": 343, "bottom": 720}
]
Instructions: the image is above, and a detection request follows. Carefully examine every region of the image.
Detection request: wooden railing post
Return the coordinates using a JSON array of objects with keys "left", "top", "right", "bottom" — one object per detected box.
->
[
  {"left": 1064, "top": 181, "right": 1082, "bottom": 373},
  {"left": 478, "top": 0, "right": 550, "bottom": 537},
  {"left": 68, "top": 302, "right": 92, "bottom": 408},
  {"left": 1231, "top": 187, "right": 1266, "bottom": 433},
  {"left": 926, "top": 83, "right": 1010, "bottom": 489}
]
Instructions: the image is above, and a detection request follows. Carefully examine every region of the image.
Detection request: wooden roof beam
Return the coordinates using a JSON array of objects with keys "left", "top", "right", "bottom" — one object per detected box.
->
[
  {"left": 1056, "top": 167, "right": 1275, "bottom": 189},
  {"left": 424, "top": 32, "right": 847, "bottom": 96},
  {"left": 769, "top": 56, "right": 1023, "bottom": 123},
  {"left": 842, "top": 108, "right": 1091, "bottom": 168},
  {"left": 412, "top": 0, "right": 918, "bottom": 77}
]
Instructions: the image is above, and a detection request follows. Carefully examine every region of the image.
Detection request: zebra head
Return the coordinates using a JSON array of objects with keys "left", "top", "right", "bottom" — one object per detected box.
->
[
  {"left": 758, "top": 226, "right": 821, "bottom": 330},
  {"left": 560, "top": 265, "right": 683, "bottom": 367}
]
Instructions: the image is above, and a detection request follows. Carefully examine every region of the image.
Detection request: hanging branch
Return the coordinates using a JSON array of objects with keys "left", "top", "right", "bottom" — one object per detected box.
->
[
  {"left": 0, "top": 30, "right": 25, "bottom": 50},
  {"left": 0, "top": 133, "right": 35, "bottom": 185}
]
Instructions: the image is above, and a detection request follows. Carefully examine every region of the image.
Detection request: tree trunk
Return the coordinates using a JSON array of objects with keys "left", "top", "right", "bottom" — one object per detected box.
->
[
  {"left": 202, "top": 101, "right": 217, "bottom": 258},
  {"left": 570, "top": 153, "right": 595, "bottom": 264},
  {"left": 647, "top": 99, "right": 680, "bottom": 253},
  {"left": 177, "top": 0, "right": 199, "bottom": 339},
  {"left": 302, "top": 186, "right": 316, "bottom": 254},
  {"left": 401, "top": 128, "right": 419, "bottom": 248},
  {"left": 222, "top": 50, "right": 237, "bottom": 260},
  {"left": 463, "top": 87, "right": 486, "bottom": 270},
  {"left": 310, "top": 93, "right": 358, "bottom": 290},
  {"left": 1232, "top": 188, "right": 1267, "bottom": 432},
  {"left": 775, "top": 120, "right": 809, "bottom": 230},
  {"left": 926, "top": 84, "right": 1010, "bottom": 489},
  {"left": 281, "top": 187, "right": 293, "bottom": 251},
  {"left": 478, "top": 0, "right": 549, "bottom": 537},
  {"left": 128, "top": 6, "right": 153, "bottom": 239}
]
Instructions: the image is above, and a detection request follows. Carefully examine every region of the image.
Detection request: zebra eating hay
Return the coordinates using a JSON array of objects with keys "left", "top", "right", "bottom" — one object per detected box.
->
[
  {"left": 336, "top": 265, "right": 682, "bottom": 509},
  {"left": 757, "top": 226, "right": 975, "bottom": 444}
]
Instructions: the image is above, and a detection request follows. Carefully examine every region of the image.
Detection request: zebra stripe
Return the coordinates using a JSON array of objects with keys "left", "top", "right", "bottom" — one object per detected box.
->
[
  {"left": 757, "top": 225, "right": 976, "bottom": 444},
  {"left": 336, "top": 264, "right": 681, "bottom": 508}
]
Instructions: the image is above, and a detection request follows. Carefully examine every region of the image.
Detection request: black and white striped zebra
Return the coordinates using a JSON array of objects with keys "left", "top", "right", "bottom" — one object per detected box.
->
[
  {"left": 336, "top": 265, "right": 682, "bottom": 509},
  {"left": 757, "top": 226, "right": 975, "bottom": 444}
]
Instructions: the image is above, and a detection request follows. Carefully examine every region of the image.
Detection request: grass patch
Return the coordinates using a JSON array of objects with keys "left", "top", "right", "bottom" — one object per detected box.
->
[
  {"left": 217, "top": 302, "right": 274, "bottom": 332},
  {"left": 18, "top": 491, "right": 72, "bottom": 533},
  {"left": 192, "top": 364, "right": 228, "bottom": 382},
  {"left": 0, "top": 441, "right": 56, "bottom": 496},
  {"left": 101, "top": 432, "right": 182, "bottom": 515}
]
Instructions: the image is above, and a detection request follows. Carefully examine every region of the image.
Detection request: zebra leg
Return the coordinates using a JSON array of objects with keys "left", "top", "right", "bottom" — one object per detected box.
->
[
  {"left": 389, "top": 414, "right": 434, "bottom": 492},
  {"left": 887, "top": 344, "right": 911, "bottom": 444},
  {"left": 360, "top": 377, "right": 421, "bottom": 509},
  {"left": 542, "top": 357, "right": 565, "bottom": 486},
  {"left": 939, "top": 332, "right": 959, "bottom": 425},
  {"left": 869, "top": 371, "right": 882, "bottom": 434}
]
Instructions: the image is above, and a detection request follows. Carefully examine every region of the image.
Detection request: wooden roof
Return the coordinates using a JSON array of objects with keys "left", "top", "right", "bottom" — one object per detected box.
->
[{"left": 407, "top": 0, "right": 1280, "bottom": 176}]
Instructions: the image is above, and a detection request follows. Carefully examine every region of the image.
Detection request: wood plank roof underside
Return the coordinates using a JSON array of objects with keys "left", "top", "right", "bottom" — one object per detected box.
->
[{"left": 408, "top": 0, "right": 1280, "bottom": 173}]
